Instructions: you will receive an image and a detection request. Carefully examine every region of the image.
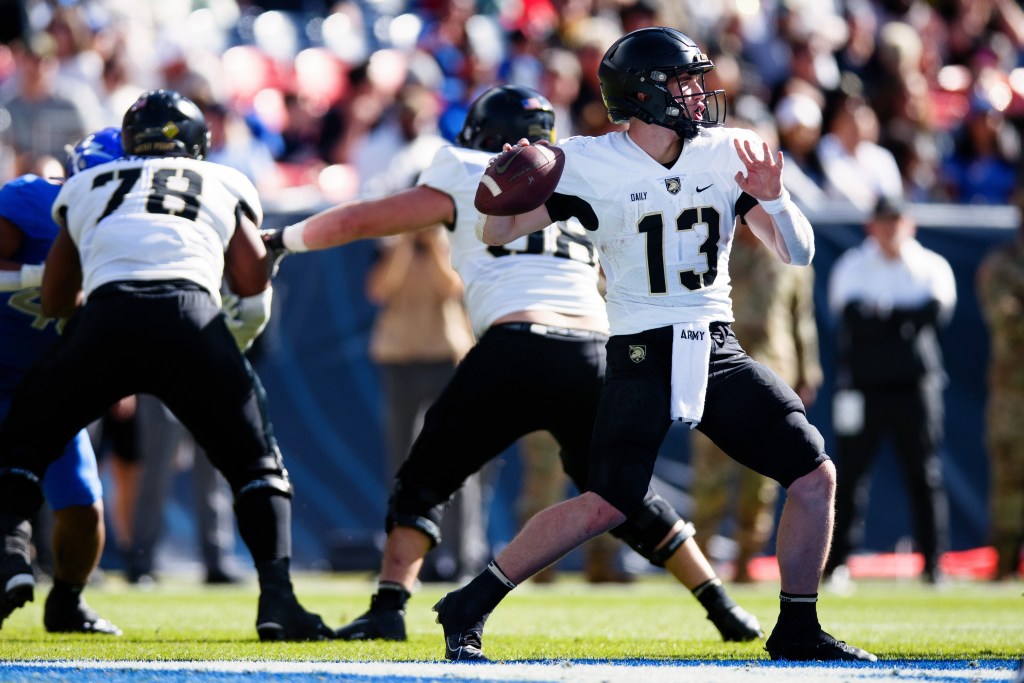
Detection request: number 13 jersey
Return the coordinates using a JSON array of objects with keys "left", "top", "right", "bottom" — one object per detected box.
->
[
  {"left": 546, "top": 127, "right": 763, "bottom": 335},
  {"left": 52, "top": 156, "right": 262, "bottom": 305}
]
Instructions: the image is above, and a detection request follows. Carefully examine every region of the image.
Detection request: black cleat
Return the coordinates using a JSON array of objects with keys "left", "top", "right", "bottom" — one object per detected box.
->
[
  {"left": 707, "top": 602, "right": 764, "bottom": 642},
  {"left": 256, "top": 589, "right": 335, "bottom": 642},
  {"left": 766, "top": 624, "right": 877, "bottom": 662},
  {"left": 0, "top": 519, "right": 35, "bottom": 629},
  {"left": 0, "top": 573, "right": 34, "bottom": 629},
  {"left": 433, "top": 591, "right": 489, "bottom": 662},
  {"left": 44, "top": 590, "right": 121, "bottom": 635},
  {"left": 335, "top": 605, "right": 407, "bottom": 641}
]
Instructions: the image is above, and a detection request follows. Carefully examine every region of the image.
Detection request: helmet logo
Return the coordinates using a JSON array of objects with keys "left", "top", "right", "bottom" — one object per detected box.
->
[
  {"left": 629, "top": 345, "right": 646, "bottom": 363},
  {"left": 162, "top": 122, "right": 180, "bottom": 139},
  {"left": 664, "top": 177, "right": 682, "bottom": 195}
]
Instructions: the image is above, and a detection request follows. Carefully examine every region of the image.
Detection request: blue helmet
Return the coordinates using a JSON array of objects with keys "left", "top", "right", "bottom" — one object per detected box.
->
[{"left": 65, "top": 127, "right": 124, "bottom": 176}]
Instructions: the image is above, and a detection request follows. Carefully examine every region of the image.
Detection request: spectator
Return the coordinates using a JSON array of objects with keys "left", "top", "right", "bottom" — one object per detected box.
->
[
  {"left": 0, "top": 35, "right": 102, "bottom": 179},
  {"left": 817, "top": 86, "right": 904, "bottom": 212},
  {"left": 939, "top": 92, "right": 1019, "bottom": 205},
  {"left": 197, "top": 98, "right": 283, "bottom": 197},
  {"left": 825, "top": 195, "right": 956, "bottom": 586},
  {"left": 773, "top": 89, "right": 828, "bottom": 209},
  {"left": 976, "top": 192, "right": 1024, "bottom": 581}
]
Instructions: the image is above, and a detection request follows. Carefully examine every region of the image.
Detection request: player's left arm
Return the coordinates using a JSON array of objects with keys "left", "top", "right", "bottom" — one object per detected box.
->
[
  {"left": 733, "top": 138, "right": 814, "bottom": 266},
  {"left": 40, "top": 223, "right": 83, "bottom": 318}
]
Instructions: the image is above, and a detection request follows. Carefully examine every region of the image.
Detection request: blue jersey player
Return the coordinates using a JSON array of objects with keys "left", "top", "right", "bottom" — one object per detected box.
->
[{"left": 0, "top": 128, "right": 122, "bottom": 634}]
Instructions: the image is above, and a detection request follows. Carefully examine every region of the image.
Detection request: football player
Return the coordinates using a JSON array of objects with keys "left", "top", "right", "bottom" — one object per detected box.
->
[
  {"left": 263, "top": 84, "right": 762, "bottom": 644},
  {"left": 0, "top": 128, "right": 121, "bottom": 635},
  {"left": 457, "top": 27, "right": 876, "bottom": 662},
  {"left": 0, "top": 90, "right": 333, "bottom": 641}
]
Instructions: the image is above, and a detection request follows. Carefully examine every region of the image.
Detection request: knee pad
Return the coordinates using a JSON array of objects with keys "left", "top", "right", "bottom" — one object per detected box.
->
[
  {"left": 384, "top": 480, "right": 447, "bottom": 548},
  {"left": 0, "top": 467, "right": 45, "bottom": 517},
  {"left": 611, "top": 490, "right": 695, "bottom": 567},
  {"left": 232, "top": 453, "right": 293, "bottom": 504}
]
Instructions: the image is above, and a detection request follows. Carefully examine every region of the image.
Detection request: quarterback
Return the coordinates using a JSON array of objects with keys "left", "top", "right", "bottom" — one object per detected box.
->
[{"left": 439, "top": 27, "right": 876, "bottom": 663}]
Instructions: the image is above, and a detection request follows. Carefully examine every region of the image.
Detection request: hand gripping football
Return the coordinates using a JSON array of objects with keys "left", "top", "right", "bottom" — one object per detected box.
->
[{"left": 475, "top": 143, "right": 565, "bottom": 216}]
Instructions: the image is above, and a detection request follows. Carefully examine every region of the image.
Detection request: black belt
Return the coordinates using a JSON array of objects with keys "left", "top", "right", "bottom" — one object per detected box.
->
[{"left": 494, "top": 322, "right": 607, "bottom": 340}]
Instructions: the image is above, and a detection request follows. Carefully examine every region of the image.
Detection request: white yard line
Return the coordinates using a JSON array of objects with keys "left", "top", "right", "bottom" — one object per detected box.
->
[{"left": 3, "top": 659, "right": 1018, "bottom": 682}]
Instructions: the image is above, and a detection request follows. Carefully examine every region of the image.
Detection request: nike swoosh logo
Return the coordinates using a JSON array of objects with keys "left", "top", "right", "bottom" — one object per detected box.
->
[
  {"left": 696, "top": 184, "right": 714, "bottom": 193},
  {"left": 494, "top": 148, "right": 525, "bottom": 174}
]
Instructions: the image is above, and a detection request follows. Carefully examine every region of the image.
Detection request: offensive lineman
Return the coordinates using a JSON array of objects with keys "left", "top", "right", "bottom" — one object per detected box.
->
[
  {"left": 446, "top": 27, "right": 876, "bottom": 662},
  {"left": 263, "top": 84, "right": 762, "bottom": 643},
  {"left": 0, "top": 90, "right": 333, "bottom": 641}
]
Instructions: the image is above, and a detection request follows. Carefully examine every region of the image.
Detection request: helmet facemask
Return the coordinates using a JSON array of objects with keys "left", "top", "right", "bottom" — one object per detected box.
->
[{"left": 634, "top": 67, "right": 727, "bottom": 139}]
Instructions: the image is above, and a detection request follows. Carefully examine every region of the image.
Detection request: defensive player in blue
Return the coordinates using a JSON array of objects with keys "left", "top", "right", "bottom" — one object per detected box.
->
[{"left": 0, "top": 128, "right": 123, "bottom": 634}]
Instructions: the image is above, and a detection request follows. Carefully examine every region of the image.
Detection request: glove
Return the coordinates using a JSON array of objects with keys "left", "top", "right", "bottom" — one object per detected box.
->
[
  {"left": 260, "top": 228, "right": 289, "bottom": 278},
  {"left": 221, "top": 285, "right": 273, "bottom": 351}
]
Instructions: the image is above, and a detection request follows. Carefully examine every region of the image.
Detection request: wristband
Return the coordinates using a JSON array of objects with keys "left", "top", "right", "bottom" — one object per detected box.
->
[
  {"left": 758, "top": 189, "right": 793, "bottom": 215},
  {"left": 282, "top": 220, "right": 309, "bottom": 252}
]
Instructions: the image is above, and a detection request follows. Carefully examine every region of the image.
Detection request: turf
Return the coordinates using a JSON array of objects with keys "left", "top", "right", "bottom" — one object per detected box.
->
[{"left": 0, "top": 573, "right": 1020, "bottom": 661}]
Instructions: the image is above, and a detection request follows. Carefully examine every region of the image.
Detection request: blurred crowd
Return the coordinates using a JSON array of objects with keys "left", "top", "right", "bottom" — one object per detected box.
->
[{"left": 3, "top": 0, "right": 1024, "bottom": 211}]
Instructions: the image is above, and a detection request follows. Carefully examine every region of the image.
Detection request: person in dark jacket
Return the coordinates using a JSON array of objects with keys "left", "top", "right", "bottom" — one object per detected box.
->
[{"left": 825, "top": 194, "right": 957, "bottom": 585}]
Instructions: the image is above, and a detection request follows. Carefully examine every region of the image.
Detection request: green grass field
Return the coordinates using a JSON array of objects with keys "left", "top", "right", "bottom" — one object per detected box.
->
[{"left": 0, "top": 573, "right": 1020, "bottom": 662}]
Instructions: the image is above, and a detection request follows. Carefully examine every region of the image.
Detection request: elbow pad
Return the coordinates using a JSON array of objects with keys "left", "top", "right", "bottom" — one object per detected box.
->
[
  {"left": 222, "top": 286, "right": 273, "bottom": 351},
  {"left": 760, "top": 190, "right": 815, "bottom": 265}
]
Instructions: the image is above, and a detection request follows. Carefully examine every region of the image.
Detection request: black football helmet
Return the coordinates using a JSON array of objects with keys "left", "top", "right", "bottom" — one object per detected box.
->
[
  {"left": 121, "top": 89, "right": 210, "bottom": 159},
  {"left": 457, "top": 85, "right": 556, "bottom": 153},
  {"left": 598, "top": 27, "right": 726, "bottom": 138}
]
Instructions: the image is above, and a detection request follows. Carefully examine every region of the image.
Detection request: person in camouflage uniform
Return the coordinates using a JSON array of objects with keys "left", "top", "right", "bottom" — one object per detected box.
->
[
  {"left": 690, "top": 223, "right": 823, "bottom": 582},
  {"left": 976, "top": 211, "right": 1024, "bottom": 581}
]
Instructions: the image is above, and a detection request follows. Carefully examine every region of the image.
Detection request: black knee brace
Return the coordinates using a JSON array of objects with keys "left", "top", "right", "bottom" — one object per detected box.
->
[
  {"left": 0, "top": 467, "right": 45, "bottom": 517},
  {"left": 232, "top": 453, "right": 293, "bottom": 505},
  {"left": 611, "top": 490, "right": 696, "bottom": 567},
  {"left": 384, "top": 480, "right": 447, "bottom": 548}
]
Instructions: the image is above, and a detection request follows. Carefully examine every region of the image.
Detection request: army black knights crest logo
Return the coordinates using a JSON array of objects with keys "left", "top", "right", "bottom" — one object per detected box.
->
[
  {"left": 664, "top": 177, "right": 682, "bottom": 194},
  {"left": 628, "top": 345, "right": 646, "bottom": 363}
]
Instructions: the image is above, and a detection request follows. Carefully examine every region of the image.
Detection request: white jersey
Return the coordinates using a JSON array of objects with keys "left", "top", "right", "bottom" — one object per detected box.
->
[
  {"left": 53, "top": 156, "right": 262, "bottom": 305},
  {"left": 550, "top": 127, "right": 765, "bottom": 335},
  {"left": 417, "top": 145, "right": 607, "bottom": 338}
]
